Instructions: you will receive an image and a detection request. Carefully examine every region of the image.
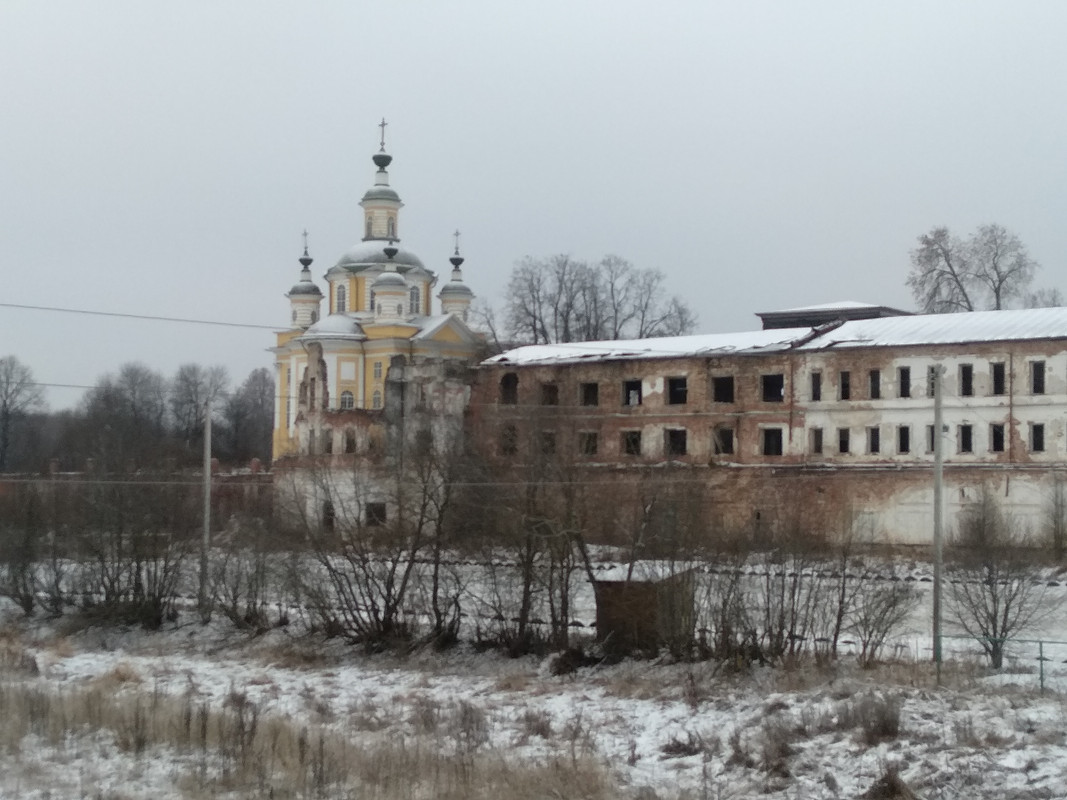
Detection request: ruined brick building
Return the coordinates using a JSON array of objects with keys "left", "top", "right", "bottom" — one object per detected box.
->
[
  {"left": 271, "top": 125, "right": 481, "bottom": 526},
  {"left": 472, "top": 303, "right": 1067, "bottom": 546}
]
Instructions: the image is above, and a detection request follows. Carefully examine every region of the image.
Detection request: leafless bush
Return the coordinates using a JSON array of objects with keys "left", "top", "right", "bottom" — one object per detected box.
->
[
  {"left": 519, "top": 708, "right": 553, "bottom": 741},
  {"left": 854, "top": 692, "right": 903, "bottom": 745},
  {"left": 949, "top": 487, "right": 1058, "bottom": 669},
  {"left": 848, "top": 580, "right": 920, "bottom": 668}
]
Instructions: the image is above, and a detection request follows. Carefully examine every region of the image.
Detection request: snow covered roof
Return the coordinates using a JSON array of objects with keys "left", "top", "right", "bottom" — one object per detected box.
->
[{"left": 484, "top": 307, "right": 1067, "bottom": 366}]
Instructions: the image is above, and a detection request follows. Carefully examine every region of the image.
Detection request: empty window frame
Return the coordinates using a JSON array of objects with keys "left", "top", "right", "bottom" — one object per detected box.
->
[
  {"left": 712, "top": 376, "right": 735, "bottom": 403},
  {"left": 838, "top": 427, "right": 850, "bottom": 454},
  {"left": 713, "top": 427, "right": 735, "bottom": 455},
  {"left": 665, "top": 428, "right": 688, "bottom": 456},
  {"left": 578, "top": 431, "right": 599, "bottom": 455},
  {"left": 540, "top": 431, "right": 556, "bottom": 455},
  {"left": 810, "top": 371, "right": 822, "bottom": 402},
  {"left": 366, "top": 502, "right": 387, "bottom": 527},
  {"left": 897, "top": 425, "right": 910, "bottom": 454},
  {"left": 500, "top": 425, "right": 518, "bottom": 456},
  {"left": 762, "top": 374, "right": 785, "bottom": 402},
  {"left": 500, "top": 373, "right": 518, "bottom": 404},
  {"left": 1031, "top": 423, "right": 1045, "bottom": 452},
  {"left": 959, "top": 424, "right": 973, "bottom": 453},
  {"left": 990, "top": 423, "right": 1005, "bottom": 453},
  {"left": 991, "top": 362, "right": 1006, "bottom": 395},
  {"left": 898, "top": 366, "right": 911, "bottom": 398},
  {"left": 667, "top": 377, "right": 688, "bottom": 405},
  {"left": 1031, "top": 361, "right": 1046, "bottom": 394},
  {"left": 623, "top": 379, "right": 642, "bottom": 406},
  {"left": 810, "top": 427, "right": 823, "bottom": 455},
  {"left": 540, "top": 383, "right": 559, "bottom": 405},
  {"left": 622, "top": 430, "right": 642, "bottom": 456},
  {"left": 762, "top": 428, "right": 784, "bottom": 456},
  {"left": 581, "top": 382, "right": 599, "bottom": 406},
  {"left": 322, "top": 500, "right": 335, "bottom": 532},
  {"left": 869, "top": 370, "right": 881, "bottom": 400},
  {"left": 344, "top": 430, "right": 357, "bottom": 453},
  {"left": 959, "top": 364, "right": 974, "bottom": 397},
  {"left": 867, "top": 426, "right": 880, "bottom": 454},
  {"left": 839, "top": 371, "right": 851, "bottom": 400}
]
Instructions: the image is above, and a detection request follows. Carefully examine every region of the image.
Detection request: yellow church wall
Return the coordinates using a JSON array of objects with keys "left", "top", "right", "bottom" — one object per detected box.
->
[{"left": 365, "top": 324, "right": 418, "bottom": 339}]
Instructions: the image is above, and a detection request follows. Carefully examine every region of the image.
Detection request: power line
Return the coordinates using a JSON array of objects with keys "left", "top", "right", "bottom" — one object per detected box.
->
[{"left": 0, "top": 302, "right": 279, "bottom": 331}]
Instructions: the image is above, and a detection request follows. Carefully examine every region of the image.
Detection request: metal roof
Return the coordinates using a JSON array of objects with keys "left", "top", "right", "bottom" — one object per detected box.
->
[{"left": 484, "top": 307, "right": 1067, "bottom": 366}]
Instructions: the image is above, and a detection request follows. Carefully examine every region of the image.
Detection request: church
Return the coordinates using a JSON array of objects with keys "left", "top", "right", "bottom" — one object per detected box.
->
[{"left": 271, "top": 124, "right": 482, "bottom": 527}]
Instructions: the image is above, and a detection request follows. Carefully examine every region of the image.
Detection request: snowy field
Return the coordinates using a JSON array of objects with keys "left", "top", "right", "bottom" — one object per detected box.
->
[{"left": 2, "top": 565, "right": 1067, "bottom": 798}]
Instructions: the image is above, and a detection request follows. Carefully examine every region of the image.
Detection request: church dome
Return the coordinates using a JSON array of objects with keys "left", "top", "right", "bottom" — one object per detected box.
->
[
  {"left": 361, "top": 185, "right": 401, "bottom": 203},
  {"left": 301, "top": 313, "right": 366, "bottom": 338},
  {"left": 438, "top": 280, "right": 473, "bottom": 299},
  {"left": 335, "top": 242, "right": 426, "bottom": 271},
  {"left": 287, "top": 280, "right": 322, "bottom": 296}
]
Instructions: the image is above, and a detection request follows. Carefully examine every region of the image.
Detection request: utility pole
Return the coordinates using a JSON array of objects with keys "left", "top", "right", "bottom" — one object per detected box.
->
[
  {"left": 199, "top": 397, "right": 212, "bottom": 622},
  {"left": 932, "top": 364, "right": 945, "bottom": 684}
]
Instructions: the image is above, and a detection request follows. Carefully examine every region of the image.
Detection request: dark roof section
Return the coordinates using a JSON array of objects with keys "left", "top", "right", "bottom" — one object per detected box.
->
[{"left": 756, "top": 301, "right": 911, "bottom": 330}]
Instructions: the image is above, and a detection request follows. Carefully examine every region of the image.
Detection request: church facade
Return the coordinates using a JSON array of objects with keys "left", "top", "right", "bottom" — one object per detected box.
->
[{"left": 271, "top": 127, "right": 481, "bottom": 527}]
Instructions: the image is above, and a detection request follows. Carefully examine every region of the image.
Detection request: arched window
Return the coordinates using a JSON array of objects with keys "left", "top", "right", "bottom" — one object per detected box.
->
[
  {"left": 369, "top": 289, "right": 376, "bottom": 313},
  {"left": 291, "top": 309, "right": 297, "bottom": 323},
  {"left": 372, "top": 390, "right": 382, "bottom": 409},
  {"left": 396, "top": 304, "right": 402, "bottom": 316},
  {"left": 336, "top": 284, "right": 347, "bottom": 313},
  {"left": 409, "top": 286, "right": 420, "bottom": 314},
  {"left": 340, "top": 391, "right": 354, "bottom": 409},
  {"left": 387, "top": 217, "right": 396, "bottom": 238},
  {"left": 311, "top": 309, "right": 318, "bottom": 323},
  {"left": 365, "top": 216, "right": 373, "bottom": 238}
]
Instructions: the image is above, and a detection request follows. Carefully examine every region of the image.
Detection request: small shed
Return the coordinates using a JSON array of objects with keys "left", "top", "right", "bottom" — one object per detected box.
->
[{"left": 591, "top": 562, "right": 696, "bottom": 655}]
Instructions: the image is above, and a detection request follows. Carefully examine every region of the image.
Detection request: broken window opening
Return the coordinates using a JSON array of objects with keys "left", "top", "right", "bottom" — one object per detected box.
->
[
  {"left": 713, "top": 376, "right": 735, "bottom": 403},
  {"left": 667, "top": 377, "right": 688, "bottom": 405},
  {"left": 990, "top": 423, "right": 1005, "bottom": 453},
  {"left": 665, "top": 428, "right": 688, "bottom": 456},
  {"left": 761, "top": 374, "right": 785, "bottom": 403},
  {"left": 762, "top": 428, "right": 784, "bottom": 456},
  {"left": 623, "top": 379, "right": 642, "bottom": 406},
  {"left": 714, "top": 427, "right": 735, "bottom": 455},
  {"left": 622, "top": 430, "right": 642, "bottom": 456},
  {"left": 991, "top": 362, "right": 1006, "bottom": 396},
  {"left": 581, "top": 382, "right": 599, "bottom": 406},
  {"left": 500, "top": 373, "right": 518, "bottom": 405},
  {"left": 541, "top": 383, "right": 559, "bottom": 406},
  {"left": 960, "top": 364, "right": 974, "bottom": 397}
]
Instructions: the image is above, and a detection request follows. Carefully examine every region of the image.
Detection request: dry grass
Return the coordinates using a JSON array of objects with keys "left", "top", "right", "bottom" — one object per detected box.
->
[{"left": 0, "top": 676, "right": 624, "bottom": 799}]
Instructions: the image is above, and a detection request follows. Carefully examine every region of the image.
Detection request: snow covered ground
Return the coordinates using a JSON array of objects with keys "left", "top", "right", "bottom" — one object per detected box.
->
[{"left": 2, "top": 567, "right": 1067, "bottom": 798}]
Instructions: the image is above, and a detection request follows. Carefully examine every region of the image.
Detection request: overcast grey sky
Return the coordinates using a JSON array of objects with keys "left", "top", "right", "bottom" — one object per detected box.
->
[{"left": 3, "top": 1, "right": 1066, "bottom": 408}]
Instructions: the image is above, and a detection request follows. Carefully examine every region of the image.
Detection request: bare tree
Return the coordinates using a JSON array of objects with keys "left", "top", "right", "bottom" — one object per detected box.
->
[
  {"left": 948, "top": 487, "right": 1056, "bottom": 669},
  {"left": 0, "top": 356, "right": 45, "bottom": 471},
  {"left": 221, "top": 367, "right": 274, "bottom": 464},
  {"left": 503, "top": 254, "right": 697, "bottom": 344},
  {"left": 907, "top": 227, "right": 977, "bottom": 313},
  {"left": 170, "top": 363, "right": 229, "bottom": 444},
  {"left": 908, "top": 224, "right": 1054, "bottom": 313},
  {"left": 969, "top": 223, "right": 1037, "bottom": 310}
]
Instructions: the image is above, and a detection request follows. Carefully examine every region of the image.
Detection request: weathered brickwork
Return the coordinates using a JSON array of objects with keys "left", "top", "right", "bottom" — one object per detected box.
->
[{"left": 471, "top": 337, "right": 1067, "bottom": 545}]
